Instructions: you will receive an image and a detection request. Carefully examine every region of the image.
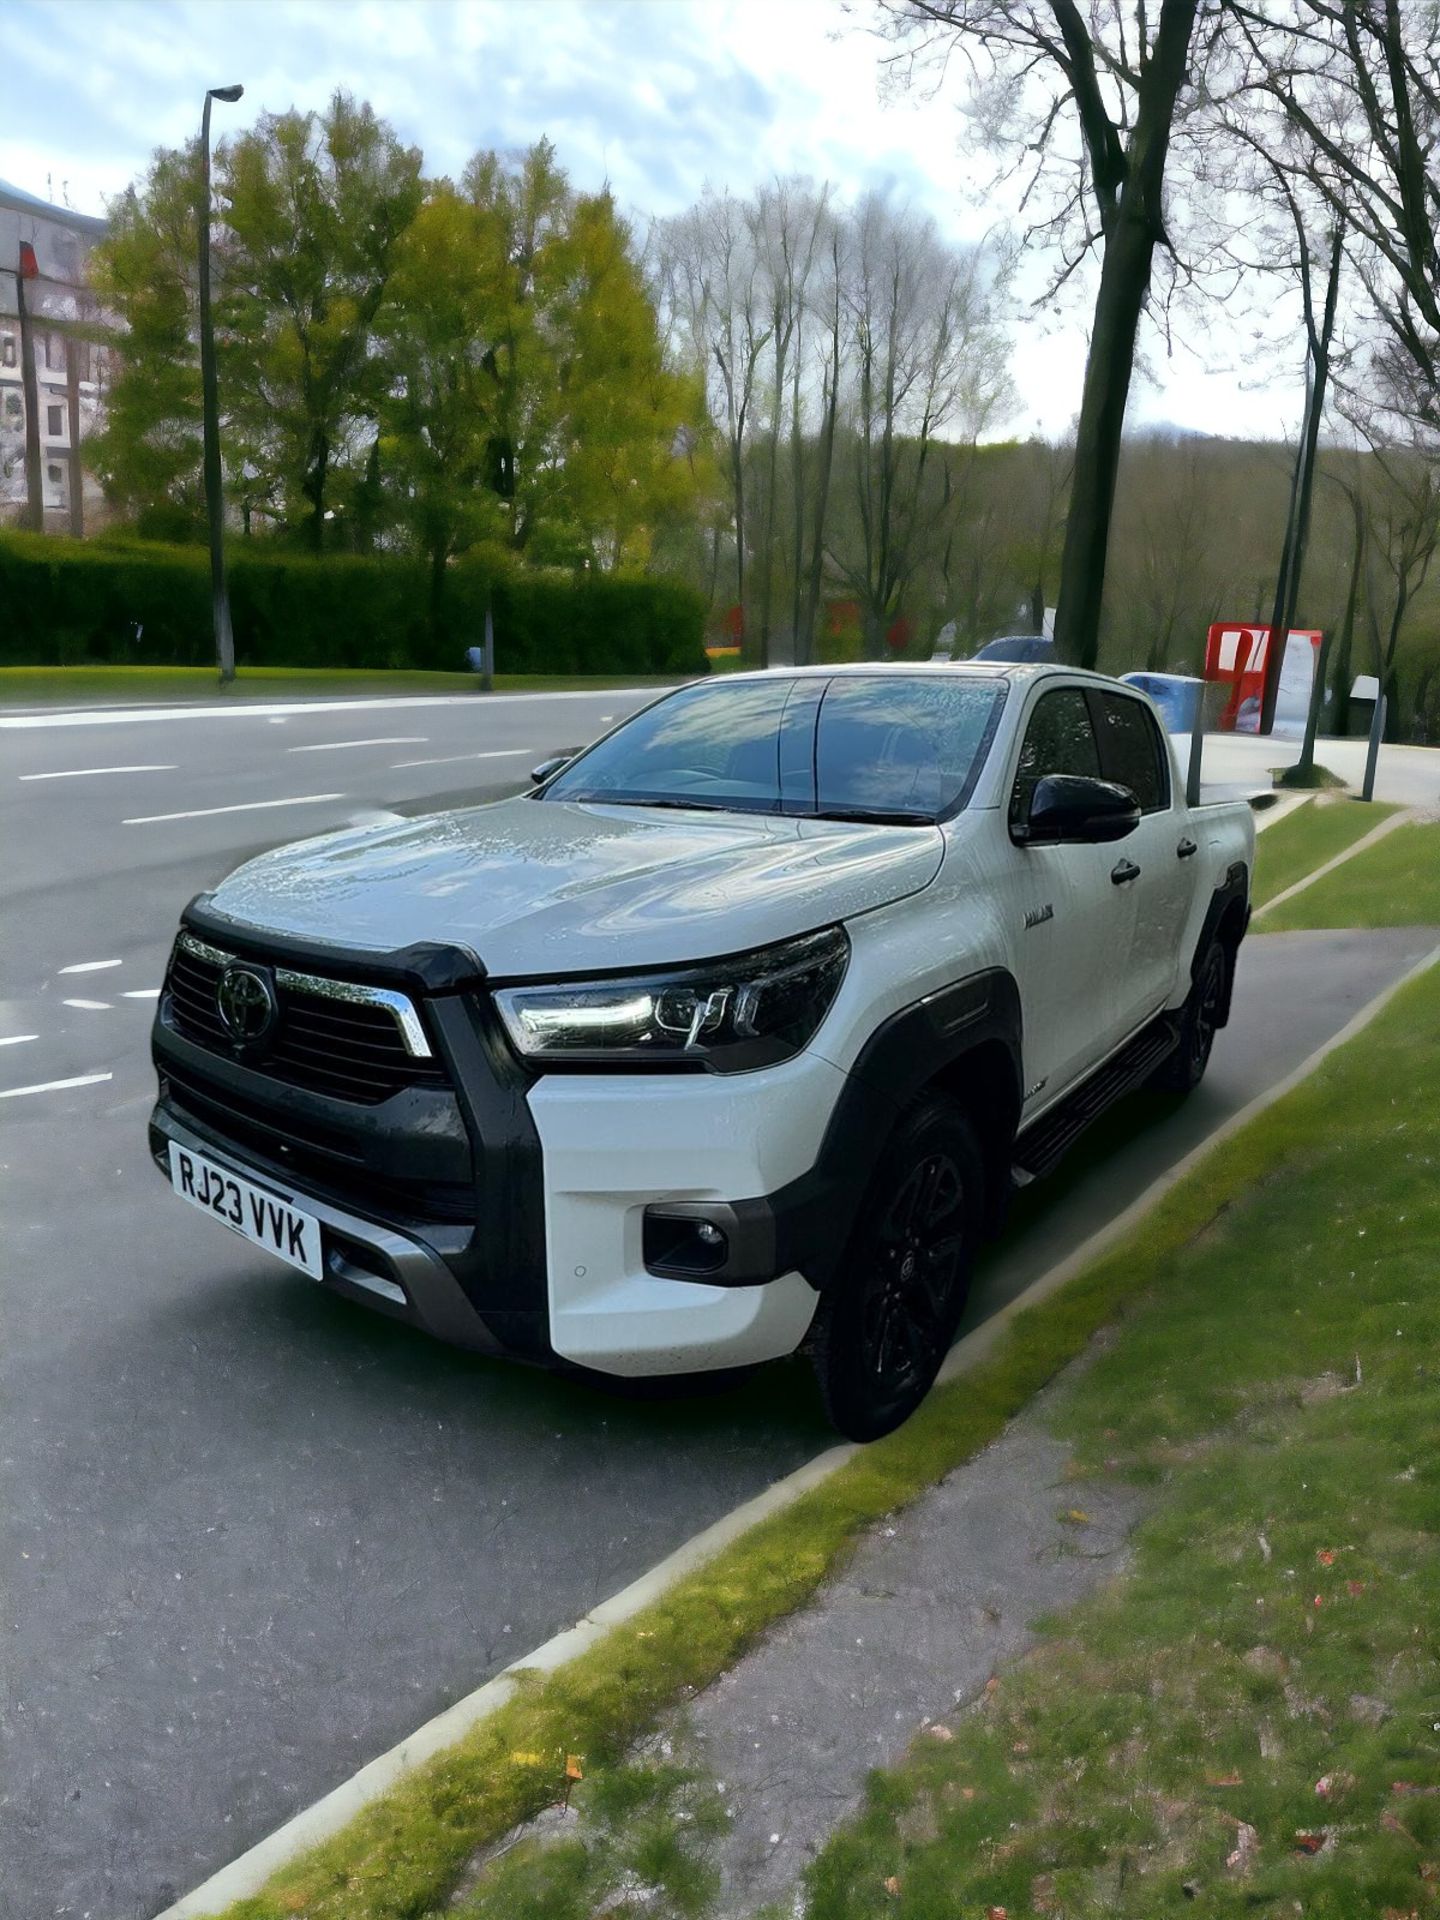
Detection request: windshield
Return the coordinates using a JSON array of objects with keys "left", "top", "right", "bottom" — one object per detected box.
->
[{"left": 540, "top": 673, "right": 1005, "bottom": 821}]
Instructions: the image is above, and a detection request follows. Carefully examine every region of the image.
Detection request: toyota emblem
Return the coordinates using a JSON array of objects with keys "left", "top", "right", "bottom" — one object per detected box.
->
[{"left": 217, "top": 965, "right": 277, "bottom": 1045}]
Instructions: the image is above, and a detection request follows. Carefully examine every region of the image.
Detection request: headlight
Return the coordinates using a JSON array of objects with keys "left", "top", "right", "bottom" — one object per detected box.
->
[{"left": 493, "top": 926, "right": 849, "bottom": 1072}]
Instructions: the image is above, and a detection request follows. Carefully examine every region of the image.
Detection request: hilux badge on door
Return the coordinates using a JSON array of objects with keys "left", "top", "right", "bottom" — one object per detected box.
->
[{"left": 1024, "top": 903, "right": 1055, "bottom": 929}]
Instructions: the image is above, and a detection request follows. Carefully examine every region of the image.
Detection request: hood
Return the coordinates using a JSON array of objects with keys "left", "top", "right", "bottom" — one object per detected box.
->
[{"left": 203, "top": 795, "right": 944, "bottom": 978}]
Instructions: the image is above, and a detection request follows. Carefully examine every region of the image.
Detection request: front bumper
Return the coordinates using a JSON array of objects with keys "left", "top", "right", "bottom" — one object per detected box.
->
[
  {"left": 151, "top": 979, "right": 849, "bottom": 1376},
  {"left": 149, "top": 1102, "right": 509, "bottom": 1354}
]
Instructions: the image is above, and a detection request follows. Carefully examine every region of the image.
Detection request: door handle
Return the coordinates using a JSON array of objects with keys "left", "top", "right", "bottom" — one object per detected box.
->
[
  {"left": 1176, "top": 837, "right": 1198, "bottom": 859},
  {"left": 1111, "top": 858, "right": 1141, "bottom": 885}
]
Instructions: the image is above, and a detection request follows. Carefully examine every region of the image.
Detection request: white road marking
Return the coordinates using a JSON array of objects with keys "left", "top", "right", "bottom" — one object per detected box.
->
[
  {"left": 0, "top": 690, "right": 661, "bottom": 730},
  {"left": 287, "top": 736, "right": 428, "bottom": 753},
  {"left": 123, "top": 793, "right": 344, "bottom": 826},
  {"left": 122, "top": 988, "right": 162, "bottom": 1000},
  {"left": 18, "top": 763, "right": 178, "bottom": 780},
  {"left": 63, "top": 998, "right": 112, "bottom": 1011},
  {"left": 58, "top": 959, "right": 123, "bottom": 974},
  {"left": 390, "top": 749, "right": 535, "bottom": 769},
  {"left": 0, "top": 1034, "right": 39, "bottom": 1047},
  {"left": 0, "top": 1072, "right": 113, "bottom": 1100},
  {"left": 151, "top": 939, "right": 1440, "bottom": 1920}
]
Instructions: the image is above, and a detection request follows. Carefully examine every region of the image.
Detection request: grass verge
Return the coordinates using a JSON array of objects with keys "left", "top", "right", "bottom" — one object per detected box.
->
[
  {"left": 1251, "top": 796, "right": 1398, "bottom": 910},
  {"left": 1262, "top": 821, "right": 1440, "bottom": 930},
  {"left": 792, "top": 958, "right": 1440, "bottom": 1920},
  {"left": 198, "top": 957, "right": 1436, "bottom": 1920},
  {"left": 0, "top": 666, "right": 689, "bottom": 705}
]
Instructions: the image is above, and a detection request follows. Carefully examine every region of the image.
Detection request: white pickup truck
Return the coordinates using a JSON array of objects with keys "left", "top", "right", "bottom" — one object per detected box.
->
[{"left": 150, "top": 665, "right": 1254, "bottom": 1439}]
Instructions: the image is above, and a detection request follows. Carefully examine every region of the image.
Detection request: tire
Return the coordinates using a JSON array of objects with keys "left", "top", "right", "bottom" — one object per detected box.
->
[
  {"left": 1153, "top": 938, "right": 1227, "bottom": 1095},
  {"left": 811, "top": 1094, "right": 984, "bottom": 1442}
]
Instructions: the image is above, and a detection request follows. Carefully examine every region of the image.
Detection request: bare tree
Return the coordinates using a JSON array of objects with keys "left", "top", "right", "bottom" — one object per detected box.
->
[
  {"left": 877, "top": 0, "right": 1212, "bottom": 668},
  {"left": 653, "top": 192, "right": 772, "bottom": 636},
  {"left": 832, "top": 194, "right": 1010, "bottom": 656}
]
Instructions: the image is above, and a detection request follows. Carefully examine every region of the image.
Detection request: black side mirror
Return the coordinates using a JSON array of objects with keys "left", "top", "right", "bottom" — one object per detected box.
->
[
  {"left": 530, "top": 753, "right": 576, "bottom": 786},
  {"left": 1022, "top": 774, "right": 1140, "bottom": 845}
]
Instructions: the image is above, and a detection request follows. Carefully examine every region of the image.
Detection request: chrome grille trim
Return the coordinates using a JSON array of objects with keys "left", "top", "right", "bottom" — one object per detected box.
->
[{"left": 176, "top": 931, "right": 433, "bottom": 1059}]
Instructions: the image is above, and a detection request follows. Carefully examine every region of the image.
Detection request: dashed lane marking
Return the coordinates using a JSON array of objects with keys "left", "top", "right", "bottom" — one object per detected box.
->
[
  {"left": 0, "top": 1072, "right": 113, "bottom": 1100},
  {"left": 122, "top": 988, "right": 162, "bottom": 1000},
  {"left": 0, "top": 1034, "right": 39, "bottom": 1047},
  {"left": 123, "top": 794, "right": 344, "bottom": 826},
  {"left": 0, "top": 690, "right": 659, "bottom": 729},
  {"left": 287, "top": 737, "right": 428, "bottom": 753},
  {"left": 63, "top": 998, "right": 112, "bottom": 1011},
  {"left": 19, "top": 764, "right": 178, "bottom": 780},
  {"left": 59, "top": 959, "right": 123, "bottom": 975},
  {"left": 389, "top": 749, "right": 535, "bottom": 769}
]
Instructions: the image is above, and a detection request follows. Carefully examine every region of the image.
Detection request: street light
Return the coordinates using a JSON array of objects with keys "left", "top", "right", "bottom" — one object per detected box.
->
[{"left": 199, "top": 83, "right": 243, "bottom": 683}]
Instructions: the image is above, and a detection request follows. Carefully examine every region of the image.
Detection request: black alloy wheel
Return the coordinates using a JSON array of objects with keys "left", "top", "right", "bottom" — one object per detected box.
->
[
  {"left": 813, "top": 1094, "right": 983, "bottom": 1441},
  {"left": 1155, "top": 939, "right": 1227, "bottom": 1094}
]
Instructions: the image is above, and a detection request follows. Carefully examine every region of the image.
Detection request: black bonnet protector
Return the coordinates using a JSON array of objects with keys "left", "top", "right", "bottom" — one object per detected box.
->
[{"left": 183, "top": 893, "right": 488, "bottom": 994}]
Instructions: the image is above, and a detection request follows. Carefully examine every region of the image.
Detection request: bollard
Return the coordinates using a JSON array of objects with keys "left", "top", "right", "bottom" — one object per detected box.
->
[{"left": 1361, "top": 693, "right": 1386, "bottom": 802}]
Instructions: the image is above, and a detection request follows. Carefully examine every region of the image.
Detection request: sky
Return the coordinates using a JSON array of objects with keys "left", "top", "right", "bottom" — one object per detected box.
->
[{"left": 1, "top": 0, "right": 1309, "bottom": 441}]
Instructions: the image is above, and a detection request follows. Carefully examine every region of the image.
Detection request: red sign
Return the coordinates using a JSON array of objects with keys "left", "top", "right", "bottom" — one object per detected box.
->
[
  {"left": 18, "top": 241, "right": 39, "bottom": 280},
  {"left": 1204, "top": 625, "right": 1322, "bottom": 735}
]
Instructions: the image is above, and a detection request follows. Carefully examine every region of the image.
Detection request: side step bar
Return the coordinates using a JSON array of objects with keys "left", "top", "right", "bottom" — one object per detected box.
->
[{"left": 1011, "top": 1015, "right": 1181, "bottom": 1182}]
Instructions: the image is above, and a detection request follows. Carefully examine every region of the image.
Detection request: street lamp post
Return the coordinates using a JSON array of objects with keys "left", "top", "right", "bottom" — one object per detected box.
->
[{"left": 199, "top": 83, "right": 243, "bottom": 683}]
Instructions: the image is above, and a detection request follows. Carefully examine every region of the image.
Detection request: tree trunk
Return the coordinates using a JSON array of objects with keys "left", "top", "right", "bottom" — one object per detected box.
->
[
  {"left": 802, "top": 345, "right": 840, "bottom": 662},
  {"left": 303, "top": 428, "right": 330, "bottom": 553},
  {"left": 429, "top": 537, "right": 449, "bottom": 653},
  {"left": 1330, "top": 489, "right": 1363, "bottom": 736},
  {"left": 1260, "top": 224, "right": 1345, "bottom": 734},
  {"left": 1052, "top": 0, "right": 1198, "bottom": 670}
]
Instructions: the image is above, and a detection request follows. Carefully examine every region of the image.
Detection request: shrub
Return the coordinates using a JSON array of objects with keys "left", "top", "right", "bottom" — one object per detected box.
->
[{"left": 0, "top": 533, "right": 707, "bottom": 677}]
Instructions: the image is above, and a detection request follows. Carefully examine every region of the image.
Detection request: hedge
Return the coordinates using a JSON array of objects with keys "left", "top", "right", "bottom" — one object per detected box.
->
[{"left": 0, "top": 533, "right": 708, "bottom": 677}]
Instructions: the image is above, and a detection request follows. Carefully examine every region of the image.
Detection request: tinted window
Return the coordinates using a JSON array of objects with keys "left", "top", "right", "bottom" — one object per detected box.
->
[
  {"left": 815, "top": 678, "right": 1004, "bottom": 818},
  {"left": 1095, "top": 692, "right": 1169, "bottom": 811},
  {"left": 1010, "top": 688, "right": 1100, "bottom": 825}
]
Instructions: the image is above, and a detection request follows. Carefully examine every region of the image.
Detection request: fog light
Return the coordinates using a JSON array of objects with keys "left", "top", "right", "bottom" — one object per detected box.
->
[{"left": 643, "top": 1209, "right": 730, "bottom": 1277}]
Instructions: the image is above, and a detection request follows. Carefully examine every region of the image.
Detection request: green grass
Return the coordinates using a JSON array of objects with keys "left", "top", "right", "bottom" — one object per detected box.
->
[
  {"left": 792, "top": 956, "right": 1440, "bottom": 1920},
  {"left": 1263, "top": 821, "right": 1440, "bottom": 930},
  {"left": 0, "top": 666, "right": 691, "bottom": 705},
  {"left": 197, "top": 967, "right": 1439, "bottom": 1920},
  {"left": 1251, "top": 796, "right": 1397, "bottom": 909}
]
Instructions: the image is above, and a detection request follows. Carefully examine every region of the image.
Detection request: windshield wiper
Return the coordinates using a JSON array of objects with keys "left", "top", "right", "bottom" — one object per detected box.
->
[
  {"left": 809, "top": 806, "right": 936, "bottom": 826},
  {"left": 564, "top": 794, "right": 738, "bottom": 813}
]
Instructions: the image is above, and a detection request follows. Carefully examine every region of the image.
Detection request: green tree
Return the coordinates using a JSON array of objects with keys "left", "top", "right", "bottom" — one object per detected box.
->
[
  {"left": 88, "top": 143, "right": 206, "bottom": 532},
  {"left": 550, "top": 189, "right": 706, "bottom": 568},
  {"left": 378, "top": 184, "right": 514, "bottom": 634},
  {"left": 220, "top": 92, "right": 424, "bottom": 549}
]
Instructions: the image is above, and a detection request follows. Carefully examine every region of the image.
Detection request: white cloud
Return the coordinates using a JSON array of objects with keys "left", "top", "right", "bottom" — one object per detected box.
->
[{"left": 0, "top": 0, "right": 1308, "bottom": 438}]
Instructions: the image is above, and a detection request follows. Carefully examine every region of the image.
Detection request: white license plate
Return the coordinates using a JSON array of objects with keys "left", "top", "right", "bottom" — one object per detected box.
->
[{"left": 168, "top": 1141, "right": 323, "bottom": 1281}]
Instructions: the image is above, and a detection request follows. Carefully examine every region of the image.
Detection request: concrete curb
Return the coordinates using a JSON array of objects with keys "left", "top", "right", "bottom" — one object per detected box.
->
[
  {"left": 1251, "top": 791, "right": 1312, "bottom": 834},
  {"left": 1252, "top": 805, "right": 1416, "bottom": 919},
  {"left": 155, "top": 937, "right": 1440, "bottom": 1920}
]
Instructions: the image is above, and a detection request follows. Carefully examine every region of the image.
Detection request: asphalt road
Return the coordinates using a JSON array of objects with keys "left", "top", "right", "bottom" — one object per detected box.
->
[{"left": 2, "top": 690, "right": 1435, "bottom": 1920}]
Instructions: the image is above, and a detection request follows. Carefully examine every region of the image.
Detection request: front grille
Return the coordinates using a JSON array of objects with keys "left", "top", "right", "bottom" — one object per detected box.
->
[
  {"left": 166, "top": 939, "right": 450, "bottom": 1107},
  {"left": 161, "top": 1067, "right": 477, "bottom": 1225}
]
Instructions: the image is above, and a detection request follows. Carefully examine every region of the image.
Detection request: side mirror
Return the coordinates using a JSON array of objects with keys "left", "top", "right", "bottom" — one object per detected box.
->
[
  {"left": 1022, "top": 774, "right": 1140, "bottom": 845},
  {"left": 530, "top": 753, "right": 576, "bottom": 786}
]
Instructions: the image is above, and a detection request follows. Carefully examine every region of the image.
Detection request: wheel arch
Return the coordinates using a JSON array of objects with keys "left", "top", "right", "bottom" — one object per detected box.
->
[
  {"left": 1192, "top": 861, "right": 1250, "bottom": 1028},
  {"left": 783, "top": 969, "right": 1024, "bottom": 1291}
]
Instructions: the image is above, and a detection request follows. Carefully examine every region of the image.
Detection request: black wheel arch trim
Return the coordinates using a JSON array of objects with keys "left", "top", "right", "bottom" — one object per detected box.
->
[
  {"left": 671, "top": 970, "right": 1023, "bottom": 1293},
  {"left": 1190, "top": 860, "right": 1251, "bottom": 1028}
]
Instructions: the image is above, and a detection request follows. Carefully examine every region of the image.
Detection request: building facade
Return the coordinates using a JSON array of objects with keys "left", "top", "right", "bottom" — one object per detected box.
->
[{"left": 0, "top": 178, "right": 110, "bottom": 534}]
